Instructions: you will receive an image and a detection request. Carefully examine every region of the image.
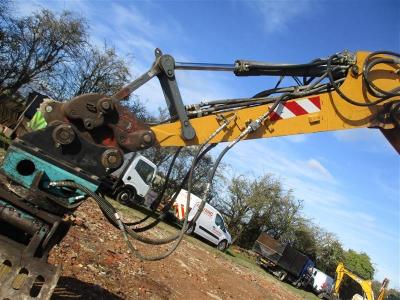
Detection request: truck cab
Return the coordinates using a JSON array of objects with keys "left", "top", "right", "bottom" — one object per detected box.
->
[
  {"left": 310, "top": 267, "right": 334, "bottom": 297},
  {"left": 111, "top": 152, "right": 157, "bottom": 204}
]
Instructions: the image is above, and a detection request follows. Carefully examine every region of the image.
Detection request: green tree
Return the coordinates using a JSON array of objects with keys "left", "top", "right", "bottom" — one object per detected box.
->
[
  {"left": 290, "top": 219, "right": 318, "bottom": 260},
  {"left": 216, "top": 173, "right": 302, "bottom": 247},
  {"left": 387, "top": 289, "right": 400, "bottom": 300},
  {"left": 216, "top": 175, "right": 256, "bottom": 241},
  {"left": 315, "top": 232, "right": 344, "bottom": 277},
  {"left": 343, "top": 249, "right": 375, "bottom": 280}
]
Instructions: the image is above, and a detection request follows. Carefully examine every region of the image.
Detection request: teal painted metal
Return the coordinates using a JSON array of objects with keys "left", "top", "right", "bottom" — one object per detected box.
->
[
  {"left": 0, "top": 199, "right": 48, "bottom": 235},
  {"left": 0, "top": 199, "right": 37, "bottom": 223},
  {"left": 1, "top": 146, "right": 99, "bottom": 205}
]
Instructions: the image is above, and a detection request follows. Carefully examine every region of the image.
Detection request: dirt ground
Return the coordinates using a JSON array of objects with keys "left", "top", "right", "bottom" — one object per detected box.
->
[{"left": 48, "top": 199, "right": 306, "bottom": 300}]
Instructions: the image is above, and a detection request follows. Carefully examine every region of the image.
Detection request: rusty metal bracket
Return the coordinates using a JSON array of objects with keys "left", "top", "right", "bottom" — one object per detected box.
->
[{"left": 0, "top": 236, "right": 60, "bottom": 300}]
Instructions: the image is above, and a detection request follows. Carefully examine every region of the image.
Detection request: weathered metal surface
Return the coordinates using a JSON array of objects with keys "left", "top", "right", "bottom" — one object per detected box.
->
[
  {"left": 40, "top": 94, "right": 155, "bottom": 152},
  {"left": 257, "top": 232, "right": 286, "bottom": 254},
  {"left": 0, "top": 236, "right": 60, "bottom": 300},
  {"left": 0, "top": 199, "right": 43, "bottom": 235},
  {"left": 1, "top": 145, "right": 98, "bottom": 200},
  {"left": 253, "top": 233, "right": 285, "bottom": 264}
]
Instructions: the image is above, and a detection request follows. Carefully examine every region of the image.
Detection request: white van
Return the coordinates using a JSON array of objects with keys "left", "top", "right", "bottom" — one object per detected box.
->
[
  {"left": 310, "top": 267, "right": 334, "bottom": 297},
  {"left": 173, "top": 189, "right": 232, "bottom": 251},
  {"left": 111, "top": 152, "right": 157, "bottom": 204}
]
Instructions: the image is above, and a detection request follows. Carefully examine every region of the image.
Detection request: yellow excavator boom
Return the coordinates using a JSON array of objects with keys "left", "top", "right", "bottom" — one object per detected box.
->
[{"left": 151, "top": 52, "right": 399, "bottom": 152}]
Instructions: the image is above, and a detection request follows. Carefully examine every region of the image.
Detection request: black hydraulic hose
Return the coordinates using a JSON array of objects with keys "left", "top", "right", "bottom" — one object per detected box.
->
[
  {"left": 118, "top": 118, "right": 233, "bottom": 260},
  {"left": 363, "top": 51, "right": 400, "bottom": 97},
  {"left": 49, "top": 181, "right": 179, "bottom": 245},
  {"left": 191, "top": 80, "right": 343, "bottom": 117},
  {"left": 252, "top": 87, "right": 296, "bottom": 99},
  {"left": 49, "top": 120, "right": 234, "bottom": 261},
  {"left": 274, "top": 76, "right": 285, "bottom": 89},
  {"left": 187, "top": 94, "right": 287, "bottom": 231},
  {"left": 292, "top": 76, "right": 302, "bottom": 86},
  {"left": 159, "top": 144, "right": 216, "bottom": 214},
  {"left": 327, "top": 53, "right": 393, "bottom": 107},
  {"left": 130, "top": 143, "right": 216, "bottom": 233},
  {"left": 124, "top": 147, "right": 182, "bottom": 226}
]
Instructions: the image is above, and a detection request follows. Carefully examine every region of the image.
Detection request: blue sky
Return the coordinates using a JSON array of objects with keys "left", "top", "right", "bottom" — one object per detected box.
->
[{"left": 17, "top": 0, "right": 399, "bottom": 287}]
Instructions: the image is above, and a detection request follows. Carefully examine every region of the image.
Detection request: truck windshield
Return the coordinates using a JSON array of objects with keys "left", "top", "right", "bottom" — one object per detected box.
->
[{"left": 135, "top": 159, "right": 155, "bottom": 184}]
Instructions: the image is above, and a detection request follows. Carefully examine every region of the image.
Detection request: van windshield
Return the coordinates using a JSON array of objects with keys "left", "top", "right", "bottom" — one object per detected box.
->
[
  {"left": 215, "top": 214, "right": 225, "bottom": 230},
  {"left": 135, "top": 159, "right": 155, "bottom": 184}
]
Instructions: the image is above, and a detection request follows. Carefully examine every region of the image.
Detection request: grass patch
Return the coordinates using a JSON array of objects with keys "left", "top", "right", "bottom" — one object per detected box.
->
[
  {"left": 222, "top": 247, "right": 319, "bottom": 300},
  {"left": 109, "top": 201, "right": 319, "bottom": 300}
]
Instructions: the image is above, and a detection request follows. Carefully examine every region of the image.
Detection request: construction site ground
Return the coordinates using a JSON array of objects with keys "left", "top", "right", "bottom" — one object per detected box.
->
[{"left": 48, "top": 198, "right": 319, "bottom": 300}]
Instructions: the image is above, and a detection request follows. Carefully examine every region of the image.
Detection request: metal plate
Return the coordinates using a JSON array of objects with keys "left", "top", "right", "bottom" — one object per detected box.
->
[{"left": 0, "top": 236, "right": 60, "bottom": 300}]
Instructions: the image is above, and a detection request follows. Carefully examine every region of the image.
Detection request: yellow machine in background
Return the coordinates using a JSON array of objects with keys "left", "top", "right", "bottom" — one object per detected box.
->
[
  {"left": 332, "top": 263, "right": 389, "bottom": 300},
  {"left": 377, "top": 278, "right": 389, "bottom": 300}
]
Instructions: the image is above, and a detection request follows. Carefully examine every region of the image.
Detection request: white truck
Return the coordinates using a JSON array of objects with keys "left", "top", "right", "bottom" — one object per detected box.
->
[
  {"left": 174, "top": 189, "right": 232, "bottom": 251},
  {"left": 110, "top": 152, "right": 157, "bottom": 204},
  {"left": 310, "top": 267, "right": 334, "bottom": 298}
]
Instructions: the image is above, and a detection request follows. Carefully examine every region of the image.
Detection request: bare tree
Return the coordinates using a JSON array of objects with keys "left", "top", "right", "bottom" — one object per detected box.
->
[
  {"left": 44, "top": 44, "right": 130, "bottom": 100},
  {"left": 0, "top": 9, "right": 87, "bottom": 96}
]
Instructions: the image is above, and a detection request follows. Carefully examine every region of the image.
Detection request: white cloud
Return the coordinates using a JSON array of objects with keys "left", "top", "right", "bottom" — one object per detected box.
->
[
  {"left": 228, "top": 140, "right": 337, "bottom": 185},
  {"left": 15, "top": 0, "right": 44, "bottom": 15},
  {"left": 283, "top": 134, "right": 308, "bottom": 143},
  {"left": 306, "top": 158, "right": 334, "bottom": 181},
  {"left": 333, "top": 128, "right": 378, "bottom": 142},
  {"left": 249, "top": 0, "right": 312, "bottom": 33},
  {"left": 332, "top": 129, "right": 396, "bottom": 154},
  {"left": 222, "top": 138, "right": 396, "bottom": 238},
  {"left": 221, "top": 137, "right": 399, "bottom": 284}
]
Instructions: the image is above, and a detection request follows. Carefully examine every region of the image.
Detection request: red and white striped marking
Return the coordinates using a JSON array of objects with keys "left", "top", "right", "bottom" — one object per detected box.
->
[
  {"left": 269, "top": 96, "right": 321, "bottom": 121},
  {"left": 173, "top": 203, "right": 186, "bottom": 221}
]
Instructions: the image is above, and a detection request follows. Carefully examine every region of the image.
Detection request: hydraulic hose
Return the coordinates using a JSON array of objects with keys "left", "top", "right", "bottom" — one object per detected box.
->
[
  {"left": 49, "top": 181, "right": 178, "bottom": 245},
  {"left": 327, "top": 51, "right": 398, "bottom": 107},
  {"left": 131, "top": 143, "right": 216, "bottom": 233},
  {"left": 123, "top": 147, "right": 182, "bottom": 226},
  {"left": 49, "top": 116, "right": 235, "bottom": 261}
]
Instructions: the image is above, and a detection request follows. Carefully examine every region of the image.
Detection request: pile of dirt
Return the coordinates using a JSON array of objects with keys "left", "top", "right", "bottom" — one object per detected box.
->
[{"left": 48, "top": 199, "right": 302, "bottom": 300}]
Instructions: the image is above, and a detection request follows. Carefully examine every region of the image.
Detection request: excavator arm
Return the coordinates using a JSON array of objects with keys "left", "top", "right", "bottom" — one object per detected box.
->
[
  {"left": 151, "top": 51, "right": 399, "bottom": 151},
  {"left": 333, "top": 262, "right": 374, "bottom": 300}
]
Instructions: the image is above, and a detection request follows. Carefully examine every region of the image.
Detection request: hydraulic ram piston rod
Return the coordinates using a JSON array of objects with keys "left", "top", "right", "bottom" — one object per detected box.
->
[{"left": 175, "top": 62, "right": 235, "bottom": 71}]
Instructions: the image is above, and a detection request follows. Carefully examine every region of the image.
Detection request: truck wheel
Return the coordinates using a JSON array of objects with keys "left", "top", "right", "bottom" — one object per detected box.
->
[
  {"left": 116, "top": 187, "right": 136, "bottom": 204},
  {"left": 279, "top": 271, "right": 287, "bottom": 281},
  {"left": 186, "top": 223, "right": 195, "bottom": 235},
  {"left": 217, "top": 240, "right": 228, "bottom": 252}
]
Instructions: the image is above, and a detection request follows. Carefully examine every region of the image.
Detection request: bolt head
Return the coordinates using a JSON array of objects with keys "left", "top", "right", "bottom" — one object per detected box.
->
[
  {"left": 143, "top": 133, "right": 152, "bottom": 143},
  {"left": 101, "top": 101, "right": 110, "bottom": 110},
  {"left": 107, "top": 155, "right": 117, "bottom": 164},
  {"left": 351, "top": 65, "right": 359, "bottom": 77}
]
